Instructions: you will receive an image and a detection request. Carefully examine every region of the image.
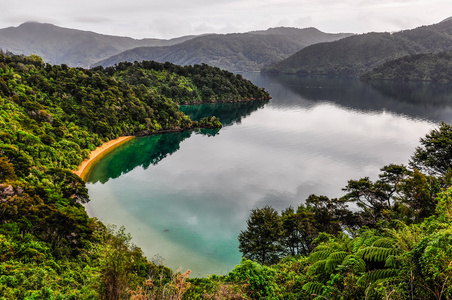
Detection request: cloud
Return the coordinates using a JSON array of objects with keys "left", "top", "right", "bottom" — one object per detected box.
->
[{"left": 0, "top": 0, "right": 451, "bottom": 38}]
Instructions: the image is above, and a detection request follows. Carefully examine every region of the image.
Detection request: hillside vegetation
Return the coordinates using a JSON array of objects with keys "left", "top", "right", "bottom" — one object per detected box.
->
[
  {"left": 361, "top": 51, "right": 452, "bottom": 83},
  {"left": 95, "top": 28, "right": 352, "bottom": 72},
  {"left": 264, "top": 17, "right": 452, "bottom": 76},
  {"left": 93, "top": 60, "right": 270, "bottom": 104}
]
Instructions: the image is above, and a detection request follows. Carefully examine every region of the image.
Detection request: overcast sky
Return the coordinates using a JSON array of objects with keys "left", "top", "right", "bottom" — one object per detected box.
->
[{"left": 1, "top": 0, "right": 451, "bottom": 39}]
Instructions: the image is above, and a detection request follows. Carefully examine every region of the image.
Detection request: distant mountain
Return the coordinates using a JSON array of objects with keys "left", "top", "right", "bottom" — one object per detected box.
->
[
  {"left": 0, "top": 22, "right": 195, "bottom": 67},
  {"left": 95, "top": 28, "right": 353, "bottom": 72},
  {"left": 361, "top": 52, "right": 452, "bottom": 83},
  {"left": 264, "top": 18, "right": 452, "bottom": 77}
]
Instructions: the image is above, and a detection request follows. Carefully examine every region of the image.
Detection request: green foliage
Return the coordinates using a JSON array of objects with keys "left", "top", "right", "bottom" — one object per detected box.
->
[
  {"left": 238, "top": 206, "right": 284, "bottom": 265},
  {"left": 410, "top": 121, "right": 452, "bottom": 176},
  {"left": 94, "top": 60, "right": 270, "bottom": 104}
]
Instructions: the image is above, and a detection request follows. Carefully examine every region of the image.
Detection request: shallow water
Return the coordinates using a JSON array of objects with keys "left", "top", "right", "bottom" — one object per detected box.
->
[{"left": 86, "top": 74, "right": 452, "bottom": 277}]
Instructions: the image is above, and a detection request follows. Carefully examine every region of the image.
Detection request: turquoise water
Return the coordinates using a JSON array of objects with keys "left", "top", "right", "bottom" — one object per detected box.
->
[{"left": 85, "top": 74, "right": 452, "bottom": 277}]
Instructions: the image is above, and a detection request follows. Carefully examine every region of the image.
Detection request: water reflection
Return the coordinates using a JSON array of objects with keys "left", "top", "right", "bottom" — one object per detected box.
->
[
  {"left": 180, "top": 100, "right": 268, "bottom": 125},
  {"left": 88, "top": 131, "right": 192, "bottom": 184},
  {"left": 243, "top": 73, "right": 452, "bottom": 123}
]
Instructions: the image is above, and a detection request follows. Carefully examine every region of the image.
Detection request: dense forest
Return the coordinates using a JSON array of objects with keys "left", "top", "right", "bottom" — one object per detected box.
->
[
  {"left": 93, "top": 60, "right": 270, "bottom": 104},
  {"left": 361, "top": 52, "right": 452, "bottom": 83},
  {"left": 1, "top": 53, "right": 452, "bottom": 299}
]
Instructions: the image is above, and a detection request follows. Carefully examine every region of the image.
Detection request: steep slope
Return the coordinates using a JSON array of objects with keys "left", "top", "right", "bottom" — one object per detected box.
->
[
  {"left": 264, "top": 18, "right": 452, "bottom": 76},
  {"left": 95, "top": 27, "right": 352, "bottom": 72},
  {"left": 0, "top": 22, "right": 195, "bottom": 67}
]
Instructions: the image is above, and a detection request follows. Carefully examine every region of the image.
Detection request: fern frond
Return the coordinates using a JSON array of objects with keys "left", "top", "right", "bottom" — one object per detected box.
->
[
  {"left": 357, "top": 247, "right": 399, "bottom": 262},
  {"left": 308, "top": 249, "right": 334, "bottom": 263},
  {"left": 357, "top": 269, "right": 399, "bottom": 288},
  {"left": 342, "top": 255, "right": 367, "bottom": 273},
  {"left": 385, "top": 255, "right": 397, "bottom": 268},
  {"left": 372, "top": 238, "right": 396, "bottom": 248},
  {"left": 325, "top": 251, "right": 348, "bottom": 273},
  {"left": 302, "top": 282, "right": 325, "bottom": 296},
  {"left": 307, "top": 260, "right": 327, "bottom": 276}
]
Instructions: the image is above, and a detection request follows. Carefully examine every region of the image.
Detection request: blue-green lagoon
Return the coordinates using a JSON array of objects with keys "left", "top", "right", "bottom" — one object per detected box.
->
[{"left": 85, "top": 74, "right": 452, "bottom": 277}]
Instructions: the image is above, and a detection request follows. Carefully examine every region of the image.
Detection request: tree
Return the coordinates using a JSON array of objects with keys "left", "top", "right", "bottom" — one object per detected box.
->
[
  {"left": 410, "top": 122, "right": 452, "bottom": 177},
  {"left": 238, "top": 205, "right": 284, "bottom": 265}
]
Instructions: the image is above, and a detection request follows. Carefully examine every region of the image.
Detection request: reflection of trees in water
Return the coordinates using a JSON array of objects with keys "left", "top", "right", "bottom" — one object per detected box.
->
[
  {"left": 180, "top": 100, "right": 268, "bottom": 126},
  {"left": 87, "top": 100, "right": 267, "bottom": 184},
  {"left": 88, "top": 131, "right": 192, "bottom": 184},
  {"left": 264, "top": 74, "right": 452, "bottom": 123}
]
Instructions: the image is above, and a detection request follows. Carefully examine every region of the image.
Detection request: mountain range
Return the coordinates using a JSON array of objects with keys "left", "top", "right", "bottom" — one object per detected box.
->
[
  {"left": 95, "top": 28, "right": 353, "bottom": 72},
  {"left": 264, "top": 18, "right": 452, "bottom": 77},
  {"left": 0, "top": 22, "right": 352, "bottom": 71},
  {"left": 0, "top": 22, "right": 196, "bottom": 68}
]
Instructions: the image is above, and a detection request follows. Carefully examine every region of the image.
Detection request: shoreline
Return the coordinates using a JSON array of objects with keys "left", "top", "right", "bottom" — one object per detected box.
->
[{"left": 74, "top": 136, "right": 135, "bottom": 181}]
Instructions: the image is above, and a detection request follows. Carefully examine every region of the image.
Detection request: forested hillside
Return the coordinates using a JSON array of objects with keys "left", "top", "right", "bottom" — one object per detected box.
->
[
  {"left": 95, "top": 28, "right": 352, "bottom": 72},
  {"left": 93, "top": 60, "right": 270, "bottom": 104},
  {"left": 264, "top": 17, "right": 452, "bottom": 76},
  {"left": 361, "top": 51, "right": 452, "bottom": 83}
]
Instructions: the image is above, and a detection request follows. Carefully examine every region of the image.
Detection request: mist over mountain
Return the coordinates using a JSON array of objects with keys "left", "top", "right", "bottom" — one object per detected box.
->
[
  {"left": 95, "top": 28, "right": 353, "bottom": 72},
  {"left": 264, "top": 18, "right": 452, "bottom": 77},
  {"left": 0, "top": 22, "right": 195, "bottom": 67}
]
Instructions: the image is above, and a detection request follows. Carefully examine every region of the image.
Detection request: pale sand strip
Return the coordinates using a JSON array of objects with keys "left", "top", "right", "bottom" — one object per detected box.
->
[{"left": 74, "top": 136, "right": 134, "bottom": 181}]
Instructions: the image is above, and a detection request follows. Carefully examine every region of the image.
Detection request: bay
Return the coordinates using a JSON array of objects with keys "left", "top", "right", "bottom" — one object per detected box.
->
[{"left": 85, "top": 73, "right": 452, "bottom": 277}]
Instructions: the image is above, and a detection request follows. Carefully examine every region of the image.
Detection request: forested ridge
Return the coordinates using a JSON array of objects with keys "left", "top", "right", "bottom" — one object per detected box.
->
[
  {"left": 263, "top": 17, "right": 452, "bottom": 77},
  {"left": 361, "top": 52, "right": 452, "bottom": 83},
  {"left": 2, "top": 53, "right": 452, "bottom": 299}
]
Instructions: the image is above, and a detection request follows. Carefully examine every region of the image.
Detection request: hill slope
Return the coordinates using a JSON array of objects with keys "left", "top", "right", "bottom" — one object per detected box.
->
[
  {"left": 95, "top": 27, "right": 353, "bottom": 72},
  {"left": 361, "top": 52, "right": 452, "bottom": 83},
  {"left": 0, "top": 22, "right": 195, "bottom": 67},
  {"left": 264, "top": 18, "right": 452, "bottom": 76}
]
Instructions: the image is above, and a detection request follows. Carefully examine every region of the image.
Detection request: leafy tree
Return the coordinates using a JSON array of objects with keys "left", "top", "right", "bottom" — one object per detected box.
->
[
  {"left": 238, "top": 205, "right": 284, "bottom": 265},
  {"left": 410, "top": 122, "right": 452, "bottom": 177}
]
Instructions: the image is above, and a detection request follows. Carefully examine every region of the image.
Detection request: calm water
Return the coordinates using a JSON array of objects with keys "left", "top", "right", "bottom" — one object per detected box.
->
[{"left": 86, "top": 74, "right": 452, "bottom": 277}]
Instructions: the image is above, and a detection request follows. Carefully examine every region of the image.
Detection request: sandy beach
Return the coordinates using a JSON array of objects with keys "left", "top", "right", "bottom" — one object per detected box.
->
[{"left": 74, "top": 136, "right": 134, "bottom": 181}]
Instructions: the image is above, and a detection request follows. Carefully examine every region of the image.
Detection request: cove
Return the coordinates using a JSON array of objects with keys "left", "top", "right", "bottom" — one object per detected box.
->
[{"left": 85, "top": 73, "right": 452, "bottom": 277}]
